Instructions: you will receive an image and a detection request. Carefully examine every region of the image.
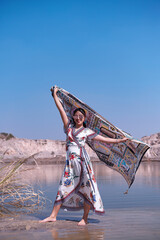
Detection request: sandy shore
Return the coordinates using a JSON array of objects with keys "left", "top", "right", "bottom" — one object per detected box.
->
[
  {"left": 0, "top": 208, "right": 160, "bottom": 240},
  {"left": 0, "top": 215, "right": 81, "bottom": 232},
  {"left": 0, "top": 215, "right": 103, "bottom": 240}
]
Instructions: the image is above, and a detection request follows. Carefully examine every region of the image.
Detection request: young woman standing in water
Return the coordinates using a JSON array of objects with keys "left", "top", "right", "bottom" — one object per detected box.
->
[{"left": 40, "top": 86, "right": 128, "bottom": 226}]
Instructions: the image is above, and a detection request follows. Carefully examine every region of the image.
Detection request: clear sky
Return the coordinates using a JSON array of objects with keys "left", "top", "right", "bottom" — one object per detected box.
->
[{"left": 0, "top": 0, "right": 160, "bottom": 140}]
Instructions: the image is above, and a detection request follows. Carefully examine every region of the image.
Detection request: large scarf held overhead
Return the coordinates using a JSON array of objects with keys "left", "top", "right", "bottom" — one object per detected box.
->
[{"left": 52, "top": 86, "right": 150, "bottom": 189}]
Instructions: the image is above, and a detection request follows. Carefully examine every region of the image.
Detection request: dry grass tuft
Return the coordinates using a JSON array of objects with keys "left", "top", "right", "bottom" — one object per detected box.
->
[{"left": 0, "top": 154, "right": 46, "bottom": 217}]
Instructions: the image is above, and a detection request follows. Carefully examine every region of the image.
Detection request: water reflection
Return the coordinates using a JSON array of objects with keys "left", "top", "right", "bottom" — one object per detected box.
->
[
  {"left": 51, "top": 227, "right": 105, "bottom": 240},
  {"left": 136, "top": 162, "right": 160, "bottom": 188},
  {"left": 18, "top": 162, "right": 160, "bottom": 240},
  {"left": 20, "top": 162, "right": 160, "bottom": 188},
  {"left": 19, "top": 161, "right": 160, "bottom": 212}
]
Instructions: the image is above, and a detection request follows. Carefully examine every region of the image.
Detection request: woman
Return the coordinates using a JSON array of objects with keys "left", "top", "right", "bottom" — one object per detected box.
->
[{"left": 40, "top": 86, "right": 129, "bottom": 225}]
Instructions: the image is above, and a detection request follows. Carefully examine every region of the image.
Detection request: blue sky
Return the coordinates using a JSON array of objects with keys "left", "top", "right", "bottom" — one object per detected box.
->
[{"left": 0, "top": 0, "right": 160, "bottom": 140}]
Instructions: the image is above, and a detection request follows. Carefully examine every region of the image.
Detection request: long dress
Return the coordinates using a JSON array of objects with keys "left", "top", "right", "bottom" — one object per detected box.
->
[{"left": 54, "top": 123, "right": 105, "bottom": 214}]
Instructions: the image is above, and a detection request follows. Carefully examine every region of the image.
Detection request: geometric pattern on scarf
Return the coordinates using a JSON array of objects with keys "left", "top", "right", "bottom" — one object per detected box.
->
[{"left": 53, "top": 86, "right": 150, "bottom": 188}]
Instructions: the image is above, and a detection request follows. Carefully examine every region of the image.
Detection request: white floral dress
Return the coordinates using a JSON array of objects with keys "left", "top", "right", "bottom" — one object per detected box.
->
[{"left": 54, "top": 123, "right": 105, "bottom": 214}]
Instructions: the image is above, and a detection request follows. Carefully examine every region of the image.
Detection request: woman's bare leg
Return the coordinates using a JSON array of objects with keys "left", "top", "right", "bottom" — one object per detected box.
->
[
  {"left": 40, "top": 203, "right": 62, "bottom": 223},
  {"left": 78, "top": 201, "right": 90, "bottom": 226}
]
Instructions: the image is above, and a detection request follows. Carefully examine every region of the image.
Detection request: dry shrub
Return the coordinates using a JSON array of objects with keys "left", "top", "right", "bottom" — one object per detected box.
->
[{"left": 0, "top": 154, "right": 46, "bottom": 217}]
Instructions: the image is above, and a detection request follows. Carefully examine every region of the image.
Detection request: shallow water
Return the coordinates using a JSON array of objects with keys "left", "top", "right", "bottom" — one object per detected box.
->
[
  {"left": 2, "top": 162, "right": 160, "bottom": 240},
  {"left": 25, "top": 161, "right": 160, "bottom": 211}
]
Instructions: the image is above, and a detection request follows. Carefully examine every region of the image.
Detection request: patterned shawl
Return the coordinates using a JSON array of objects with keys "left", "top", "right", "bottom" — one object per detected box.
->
[{"left": 52, "top": 87, "right": 150, "bottom": 189}]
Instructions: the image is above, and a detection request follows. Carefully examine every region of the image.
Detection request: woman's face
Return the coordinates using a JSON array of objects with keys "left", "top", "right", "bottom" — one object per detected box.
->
[{"left": 73, "top": 110, "right": 85, "bottom": 127}]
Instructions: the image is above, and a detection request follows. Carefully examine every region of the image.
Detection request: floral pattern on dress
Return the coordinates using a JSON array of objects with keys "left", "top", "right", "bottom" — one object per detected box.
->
[{"left": 54, "top": 123, "right": 105, "bottom": 214}]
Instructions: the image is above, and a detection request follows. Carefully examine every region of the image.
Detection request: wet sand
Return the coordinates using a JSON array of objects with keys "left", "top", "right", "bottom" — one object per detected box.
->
[{"left": 0, "top": 208, "right": 160, "bottom": 240}]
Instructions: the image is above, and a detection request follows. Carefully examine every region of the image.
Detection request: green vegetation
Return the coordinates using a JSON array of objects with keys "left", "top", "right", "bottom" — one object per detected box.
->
[{"left": 0, "top": 132, "right": 15, "bottom": 140}]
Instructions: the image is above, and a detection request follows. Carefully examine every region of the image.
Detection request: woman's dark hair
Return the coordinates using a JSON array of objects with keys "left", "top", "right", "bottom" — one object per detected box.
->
[{"left": 73, "top": 108, "right": 86, "bottom": 127}]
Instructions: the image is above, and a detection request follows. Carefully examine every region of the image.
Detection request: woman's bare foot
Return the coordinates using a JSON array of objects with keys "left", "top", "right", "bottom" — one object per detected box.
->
[
  {"left": 77, "top": 219, "right": 87, "bottom": 226},
  {"left": 39, "top": 216, "right": 56, "bottom": 223}
]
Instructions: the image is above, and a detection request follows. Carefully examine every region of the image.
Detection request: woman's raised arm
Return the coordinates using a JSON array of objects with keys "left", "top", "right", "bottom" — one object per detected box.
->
[{"left": 51, "top": 86, "right": 68, "bottom": 129}]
